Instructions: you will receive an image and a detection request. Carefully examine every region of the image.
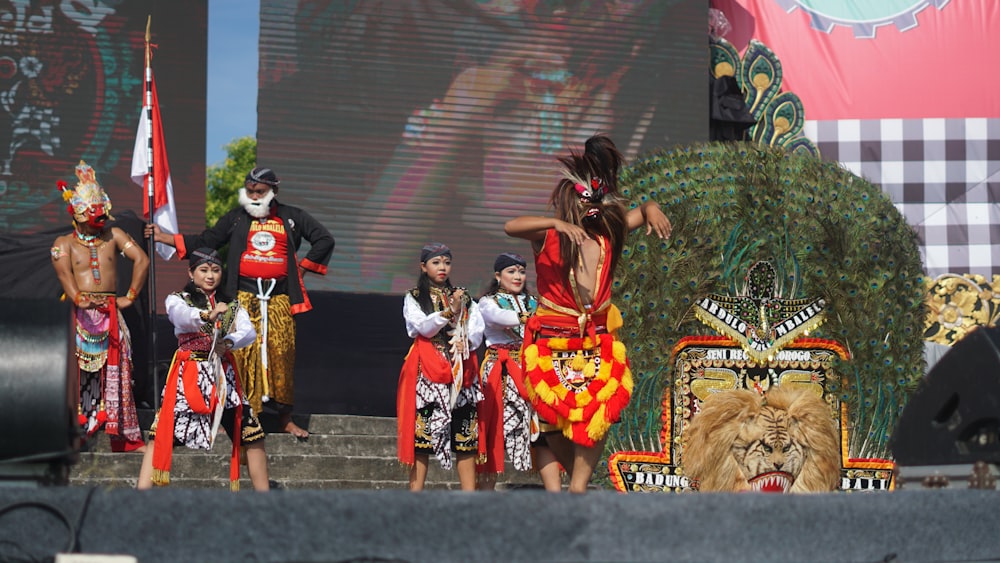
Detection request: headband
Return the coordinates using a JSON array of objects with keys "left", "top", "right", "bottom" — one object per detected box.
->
[
  {"left": 189, "top": 247, "right": 223, "bottom": 270},
  {"left": 494, "top": 252, "right": 526, "bottom": 272},
  {"left": 420, "top": 242, "right": 452, "bottom": 263}
]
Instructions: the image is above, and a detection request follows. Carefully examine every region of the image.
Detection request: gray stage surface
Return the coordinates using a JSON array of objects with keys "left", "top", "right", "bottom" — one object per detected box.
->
[{"left": 0, "top": 487, "right": 997, "bottom": 562}]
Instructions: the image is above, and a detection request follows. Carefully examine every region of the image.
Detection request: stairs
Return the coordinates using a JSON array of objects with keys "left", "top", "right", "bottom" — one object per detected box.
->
[{"left": 70, "top": 414, "right": 550, "bottom": 490}]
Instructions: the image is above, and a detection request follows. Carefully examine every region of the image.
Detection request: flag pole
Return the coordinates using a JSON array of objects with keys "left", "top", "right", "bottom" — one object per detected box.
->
[{"left": 144, "top": 15, "right": 159, "bottom": 412}]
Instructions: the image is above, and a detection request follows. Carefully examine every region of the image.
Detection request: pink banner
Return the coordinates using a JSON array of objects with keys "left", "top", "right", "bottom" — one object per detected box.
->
[{"left": 712, "top": 0, "right": 1000, "bottom": 120}]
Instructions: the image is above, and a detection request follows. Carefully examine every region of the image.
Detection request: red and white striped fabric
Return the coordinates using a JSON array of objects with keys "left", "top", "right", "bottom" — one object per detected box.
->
[{"left": 130, "top": 64, "right": 178, "bottom": 260}]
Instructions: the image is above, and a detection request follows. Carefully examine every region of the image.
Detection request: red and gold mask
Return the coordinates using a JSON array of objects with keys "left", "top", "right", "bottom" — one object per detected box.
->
[{"left": 58, "top": 160, "right": 113, "bottom": 228}]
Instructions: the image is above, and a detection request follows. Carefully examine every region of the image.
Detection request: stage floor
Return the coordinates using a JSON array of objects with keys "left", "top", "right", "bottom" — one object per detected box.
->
[{"left": 0, "top": 487, "right": 996, "bottom": 562}]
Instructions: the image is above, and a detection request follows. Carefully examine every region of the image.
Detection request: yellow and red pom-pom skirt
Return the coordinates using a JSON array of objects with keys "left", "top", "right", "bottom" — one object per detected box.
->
[{"left": 521, "top": 306, "right": 633, "bottom": 447}]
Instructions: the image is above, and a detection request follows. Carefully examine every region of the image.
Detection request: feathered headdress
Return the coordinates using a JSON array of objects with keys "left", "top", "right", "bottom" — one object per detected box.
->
[{"left": 58, "top": 160, "right": 113, "bottom": 223}]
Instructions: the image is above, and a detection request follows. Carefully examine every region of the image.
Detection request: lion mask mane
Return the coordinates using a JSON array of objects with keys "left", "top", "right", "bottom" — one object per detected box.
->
[{"left": 682, "top": 386, "right": 840, "bottom": 493}]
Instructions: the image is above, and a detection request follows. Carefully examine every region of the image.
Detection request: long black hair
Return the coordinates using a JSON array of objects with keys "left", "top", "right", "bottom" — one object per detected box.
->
[
  {"left": 415, "top": 272, "right": 454, "bottom": 315},
  {"left": 182, "top": 279, "right": 233, "bottom": 310},
  {"left": 480, "top": 278, "right": 533, "bottom": 299}
]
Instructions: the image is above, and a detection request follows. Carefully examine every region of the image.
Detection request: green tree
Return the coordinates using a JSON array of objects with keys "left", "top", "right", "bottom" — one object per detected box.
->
[{"left": 205, "top": 136, "right": 256, "bottom": 227}]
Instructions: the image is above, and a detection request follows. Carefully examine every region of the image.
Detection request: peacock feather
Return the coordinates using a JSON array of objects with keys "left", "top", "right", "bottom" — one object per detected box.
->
[{"left": 608, "top": 142, "right": 927, "bottom": 465}]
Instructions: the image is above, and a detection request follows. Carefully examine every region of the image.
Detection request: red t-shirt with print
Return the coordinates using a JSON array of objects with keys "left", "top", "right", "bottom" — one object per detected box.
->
[{"left": 239, "top": 216, "right": 289, "bottom": 279}]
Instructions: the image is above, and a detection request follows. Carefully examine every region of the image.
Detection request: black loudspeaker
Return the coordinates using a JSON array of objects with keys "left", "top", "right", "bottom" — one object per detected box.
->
[
  {"left": 892, "top": 326, "right": 1000, "bottom": 466},
  {"left": 0, "top": 299, "right": 79, "bottom": 484}
]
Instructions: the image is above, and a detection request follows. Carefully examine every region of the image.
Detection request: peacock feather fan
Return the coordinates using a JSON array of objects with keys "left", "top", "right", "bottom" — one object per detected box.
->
[{"left": 609, "top": 141, "right": 927, "bottom": 462}]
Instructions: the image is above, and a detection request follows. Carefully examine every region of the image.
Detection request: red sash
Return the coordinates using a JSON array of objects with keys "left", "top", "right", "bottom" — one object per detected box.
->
[
  {"left": 152, "top": 349, "right": 244, "bottom": 489},
  {"left": 396, "top": 336, "right": 477, "bottom": 465},
  {"left": 476, "top": 347, "right": 524, "bottom": 473}
]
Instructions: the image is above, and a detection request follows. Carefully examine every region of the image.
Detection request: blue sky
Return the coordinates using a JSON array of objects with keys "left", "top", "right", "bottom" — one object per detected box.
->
[{"left": 206, "top": 0, "right": 259, "bottom": 166}]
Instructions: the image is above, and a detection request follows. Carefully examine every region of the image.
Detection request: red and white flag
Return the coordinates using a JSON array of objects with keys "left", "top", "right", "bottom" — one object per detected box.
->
[{"left": 131, "top": 66, "right": 178, "bottom": 260}]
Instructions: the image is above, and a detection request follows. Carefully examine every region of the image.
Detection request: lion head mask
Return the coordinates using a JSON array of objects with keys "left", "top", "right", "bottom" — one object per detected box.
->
[{"left": 682, "top": 386, "right": 840, "bottom": 493}]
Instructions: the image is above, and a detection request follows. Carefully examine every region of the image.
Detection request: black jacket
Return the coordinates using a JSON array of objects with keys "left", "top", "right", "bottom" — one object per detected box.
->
[{"left": 178, "top": 200, "right": 334, "bottom": 314}]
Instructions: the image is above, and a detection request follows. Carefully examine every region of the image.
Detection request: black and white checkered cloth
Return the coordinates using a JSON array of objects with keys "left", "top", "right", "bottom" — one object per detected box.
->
[{"left": 805, "top": 118, "right": 1000, "bottom": 276}]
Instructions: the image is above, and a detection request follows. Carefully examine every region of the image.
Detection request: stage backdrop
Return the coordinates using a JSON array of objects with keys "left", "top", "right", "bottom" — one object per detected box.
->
[
  {"left": 0, "top": 1, "right": 206, "bottom": 305},
  {"left": 711, "top": 0, "right": 1000, "bottom": 277},
  {"left": 256, "top": 0, "right": 709, "bottom": 295}
]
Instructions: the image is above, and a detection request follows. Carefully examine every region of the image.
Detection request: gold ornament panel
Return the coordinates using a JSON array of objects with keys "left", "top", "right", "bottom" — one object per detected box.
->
[{"left": 924, "top": 273, "right": 1000, "bottom": 346}]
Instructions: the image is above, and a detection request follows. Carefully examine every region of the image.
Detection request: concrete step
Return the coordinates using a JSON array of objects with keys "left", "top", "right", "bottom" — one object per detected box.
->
[
  {"left": 277, "top": 413, "right": 398, "bottom": 436},
  {"left": 70, "top": 414, "right": 559, "bottom": 490},
  {"left": 73, "top": 451, "right": 546, "bottom": 484},
  {"left": 72, "top": 476, "right": 543, "bottom": 491},
  {"left": 88, "top": 432, "right": 399, "bottom": 457},
  {"left": 104, "top": 413, "right": 397, "bottom": 441}
]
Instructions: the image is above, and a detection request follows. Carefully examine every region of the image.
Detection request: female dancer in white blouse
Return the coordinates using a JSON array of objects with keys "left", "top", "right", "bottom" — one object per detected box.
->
[
  {"left": 477, "top": 252, "right": 561, "bottom": 491},
  {"left": 137, "top": 248, "right": 270, "bottom": 491},
  {"left": 397, "top": 243, "right": 485, "bottom": 491}
]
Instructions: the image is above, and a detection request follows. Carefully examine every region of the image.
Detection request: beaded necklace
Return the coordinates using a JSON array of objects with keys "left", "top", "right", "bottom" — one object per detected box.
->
[{"left": 74, "top": 228, "right": 103, "bottom": 282}]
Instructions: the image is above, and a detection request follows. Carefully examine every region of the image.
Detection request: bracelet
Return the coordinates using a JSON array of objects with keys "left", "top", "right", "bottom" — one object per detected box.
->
[
  {"left": 200, "top": 311, "right": 211, "bottom": 322},
  {"left": 125, "top": 287, "right": 139, "bottom": 301},
  {"left": 73, "top": 293, "right": 85, "bottom": 306},
  {"left": 441, "top": 308, "right": 454, "bottom": 319}
]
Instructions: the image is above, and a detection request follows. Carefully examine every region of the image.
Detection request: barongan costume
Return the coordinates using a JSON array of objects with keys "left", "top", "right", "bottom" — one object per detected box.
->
[
  {"left": 168, "top": 169, "right": 334, "bottom": 416},
  {"left": 148, "top": 285, "right": 264, "bottom": 490},
  {"left": 477, "top": 255, "right": 538, "bottom": 474},
  {"left": 522, "top": 228, "right": 633, "bottom": 447}
]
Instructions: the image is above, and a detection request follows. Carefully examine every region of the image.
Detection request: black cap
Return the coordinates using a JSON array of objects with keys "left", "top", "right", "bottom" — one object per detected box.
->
[
  {"left": 494, "top": 252, "right": 526, "bottom": 272},
  {"left": 245, "top": 167, "right": 280, "bottom": 187}
]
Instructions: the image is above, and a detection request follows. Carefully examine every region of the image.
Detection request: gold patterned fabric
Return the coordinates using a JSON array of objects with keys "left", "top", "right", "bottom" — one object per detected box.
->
[
  {"left": 149, "top": 406, "right": 265, "bottom": 446},
  {"left": 234, "top": 290, "right": 296, "bottom": 413},
  {"left": 415, "top": 403, "right": 479, "bottom": 454},
  {"left": 924, "top": 273, "right": 1000, "bottom": 346}
]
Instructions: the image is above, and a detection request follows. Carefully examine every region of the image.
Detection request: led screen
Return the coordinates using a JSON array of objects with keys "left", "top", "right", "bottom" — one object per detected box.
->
[
  {"left": 258, "top": 0, "right": 708, "bottom": 294},
  {"left": 0, "top": 1, "right": 206, "bottom": 239},
  {"left": 0, "top": 1, "right": 206, "bottom": 305}
]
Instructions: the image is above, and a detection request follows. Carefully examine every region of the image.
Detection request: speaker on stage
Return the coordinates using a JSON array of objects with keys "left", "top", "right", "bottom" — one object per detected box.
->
[
  {"left": 892, "top": 326, "right": 1000, "bottom": 466},
  {"left": 0, "top": 298, "right": 79, "bottom": 485}
]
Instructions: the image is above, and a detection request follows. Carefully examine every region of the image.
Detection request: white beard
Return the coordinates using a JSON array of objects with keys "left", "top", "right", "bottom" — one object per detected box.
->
[{"left": 239, "top": 187, "right": 275, "bottom": 218}]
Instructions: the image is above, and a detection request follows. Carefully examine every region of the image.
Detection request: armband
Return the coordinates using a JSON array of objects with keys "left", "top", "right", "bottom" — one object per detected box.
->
[
  {"left": 125, "top": 287, "right": 139, "bottom": 301},
  {"left": 441, "top": 309, "right": 454, "bottom": 320}
]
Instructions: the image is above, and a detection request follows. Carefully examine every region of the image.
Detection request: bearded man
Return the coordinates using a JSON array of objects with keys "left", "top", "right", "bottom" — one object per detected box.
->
[
  {"left": 51, "top": 161, "right": 149, "bottom": 452},
  {"left": 148, "top": 167, "right": 334, "bottom": 438}
]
